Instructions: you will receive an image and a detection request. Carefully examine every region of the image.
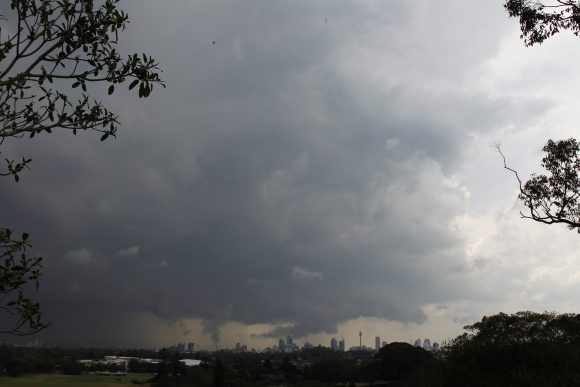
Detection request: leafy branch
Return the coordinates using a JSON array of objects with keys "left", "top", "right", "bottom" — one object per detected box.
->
[
  {"left": 504, "top": 0, "right": 580, "bottom": 46},
  {"left": 0, "top": 228, "right": 48, "bottom": 335},
  {"left": 497, "top": 138, "right": 580, "bottom": 233}
]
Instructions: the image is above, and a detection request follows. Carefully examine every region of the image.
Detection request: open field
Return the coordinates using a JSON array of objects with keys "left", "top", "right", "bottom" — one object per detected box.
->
[{"left": 0, "top": 373, "right": 153, "bottom": 386}]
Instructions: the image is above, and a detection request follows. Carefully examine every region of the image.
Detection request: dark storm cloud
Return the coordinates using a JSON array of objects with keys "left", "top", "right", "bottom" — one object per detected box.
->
[{"left": 0, "top": 0, "right": 550, "bottom": 345}]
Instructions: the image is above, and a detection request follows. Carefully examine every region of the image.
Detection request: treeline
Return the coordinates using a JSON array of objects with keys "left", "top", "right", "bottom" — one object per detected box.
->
[
  {"left": 0, "top": 347, "right": 84, "bottom": 376},
  {"left": 0, "top": 346, "right": 158, "bottom": 377},
  {"left": 151, "top": 347, "right": 379, "bottom": 387}
]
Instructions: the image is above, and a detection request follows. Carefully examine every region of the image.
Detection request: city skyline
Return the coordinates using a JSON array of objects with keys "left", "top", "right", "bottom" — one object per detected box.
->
[
  {"left": 2, "top": 329, "right": 441, "bottom": 353},
  {"left": 151, "top": 331, "right": 440, "bottom": 353}
]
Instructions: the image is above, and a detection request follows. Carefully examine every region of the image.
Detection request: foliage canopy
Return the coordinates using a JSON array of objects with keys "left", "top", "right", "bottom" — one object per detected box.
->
[
  {"left": 444, "top": 311, "right": 580, "bottom": 386},
  {"left": 504, "top": 0, "right": 580, "bottom": 46}
]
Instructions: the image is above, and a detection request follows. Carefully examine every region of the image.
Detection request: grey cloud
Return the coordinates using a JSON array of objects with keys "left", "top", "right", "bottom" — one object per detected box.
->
[
  {"left": 0, "top": 0, "right": 554, "bottom": 346},
  {"left": 116, "top": 246, "right": 140, "bottom": 257},
  {"left": 64, "top": 249, "right": 103, "bottom": 266},
  {"left": 291, "top": 266, "right": 323, "bottom": 281}
]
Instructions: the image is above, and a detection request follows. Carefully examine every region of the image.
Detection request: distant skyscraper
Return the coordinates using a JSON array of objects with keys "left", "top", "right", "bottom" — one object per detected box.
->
[
  {"left": 359, "top": 331, "right": 362, "bottom": 348},
  {"left": 278, "top": 338, "right": 285, "bottom": 352},
  {"left": 331, "top": 337, "right": 338, "bottom": 350},
  {"left": 414, "top": 338, "right": 422, "bottom": 347},
  {"left": 187, "top": 342, "right": 194, "bottom": 352},
  {"left": 375, "top": 336, "right": 381, "bottom": 350},
  {"left": 423, "top": 339, "right": 432, "bottom": 351},
  {"left": 177, "top": 342, "right": 185, "bottom": 353},
  {"left": 339, "top": 338, "right": 345, "bottom": 352},
  {"left": 286, "top": 335, "right": 293, "bottom": 346}
]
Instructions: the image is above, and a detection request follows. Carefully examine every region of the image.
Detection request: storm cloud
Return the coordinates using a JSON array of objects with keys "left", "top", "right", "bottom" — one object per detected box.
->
[{"left": 0, "top": 0, "right": 578, "bottom": 348}]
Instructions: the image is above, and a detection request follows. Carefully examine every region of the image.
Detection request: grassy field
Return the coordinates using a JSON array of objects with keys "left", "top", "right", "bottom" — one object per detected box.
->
[{"left": 0, "top": 373, "right": 153, "bottom": 386}]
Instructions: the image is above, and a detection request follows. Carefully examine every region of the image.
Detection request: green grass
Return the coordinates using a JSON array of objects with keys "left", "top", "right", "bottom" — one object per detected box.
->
[{"left": 0, "top": 373, "right": 153, "bottom": 386}]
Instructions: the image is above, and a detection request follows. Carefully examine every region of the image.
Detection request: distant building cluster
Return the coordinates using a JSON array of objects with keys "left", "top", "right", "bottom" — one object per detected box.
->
[
  {"left": 5, "top": 332, "right": 441, "bottom": 355},
  {"left": 257, "top": 331, "right": 441, "bottom": 354},
  {"left": 413, "top": 338, "right": 440, "bottom": 352},
  {"left": 330, "top": 337, "right": 346, "bottom": 351},
  {"left": 331, "top": 332, "right": 440, "bottom": 353},
  {"left": 163, "top": 331, "right": 440, "bottom": 354},
  {"left": 260, "top": 336, "right": 316, "bottom": 353},
  {"left": 278, "top": 335, "right": 299, "bottom": 352},
  {"left": 166, "top": 342, "right": 196, "bottom": 353},
  {"left": 234, "top": 342, "right": 248, "bottom": 353},
  {"left": 344, "top": 331, "right": 374, "bottom": 352}
]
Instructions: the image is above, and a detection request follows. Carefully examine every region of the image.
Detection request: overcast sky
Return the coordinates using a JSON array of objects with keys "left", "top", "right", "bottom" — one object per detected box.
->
[{"left": 1, "top": 0, "right": 579, "bottom": 350}]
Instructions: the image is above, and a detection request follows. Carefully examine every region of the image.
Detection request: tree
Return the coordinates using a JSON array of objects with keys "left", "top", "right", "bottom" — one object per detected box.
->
[
  {"left": 443, "top": 311, "right": 580, "bottom": 386},
  {"left": 498, "top": 139, "right": 580, "bottom": 232},
  {"left": 504, "top": 0, "right": 580, "bottom": 46},
  {"left": 0, "top": 0, "right": 163, "bottom": 335},
  {"left": 374, "top": 342, "right": 437, "bottom": 382},
  {"left": 503, "top": 1, "right": 580, "bottom": 234}
]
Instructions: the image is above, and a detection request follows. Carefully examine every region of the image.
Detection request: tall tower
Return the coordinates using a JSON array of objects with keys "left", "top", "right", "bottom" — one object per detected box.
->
[
  {"left": 359, "top": 331, "right": 362, "bottom": 348},
  {"left": 375, "top": 336, "right": 381, "bottom": 351}
]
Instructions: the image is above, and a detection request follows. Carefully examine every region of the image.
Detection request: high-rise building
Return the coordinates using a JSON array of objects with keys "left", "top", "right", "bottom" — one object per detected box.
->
[
  {"left": 375, "top": 336, "right": 381, "bottom": 351},
  {"left": 413, "top": 338, "right": 422, "bottom": 347},
  {"left": 330, "top": 337, "right": 338, "bottom": 350},
  {"left": 177, "top": 342, "right": 185, "bottom": 353},
  {"left": 359, "top": 331, "right": 362, "bottom": 348},
  {"left": 423, "top": 339, "right": 432, "bottom": 351},
  {"left": 339, "top": 338, "right": 345, "bottom": 352},
  {"left": 187, "top": 342, "right": 195, "bottom": 352},
  {"left": 278, "top": 338, "right": 285, "bottom": 352},
  {"left": 286, "top": 335, "right": 293, "bottom": 346}
]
